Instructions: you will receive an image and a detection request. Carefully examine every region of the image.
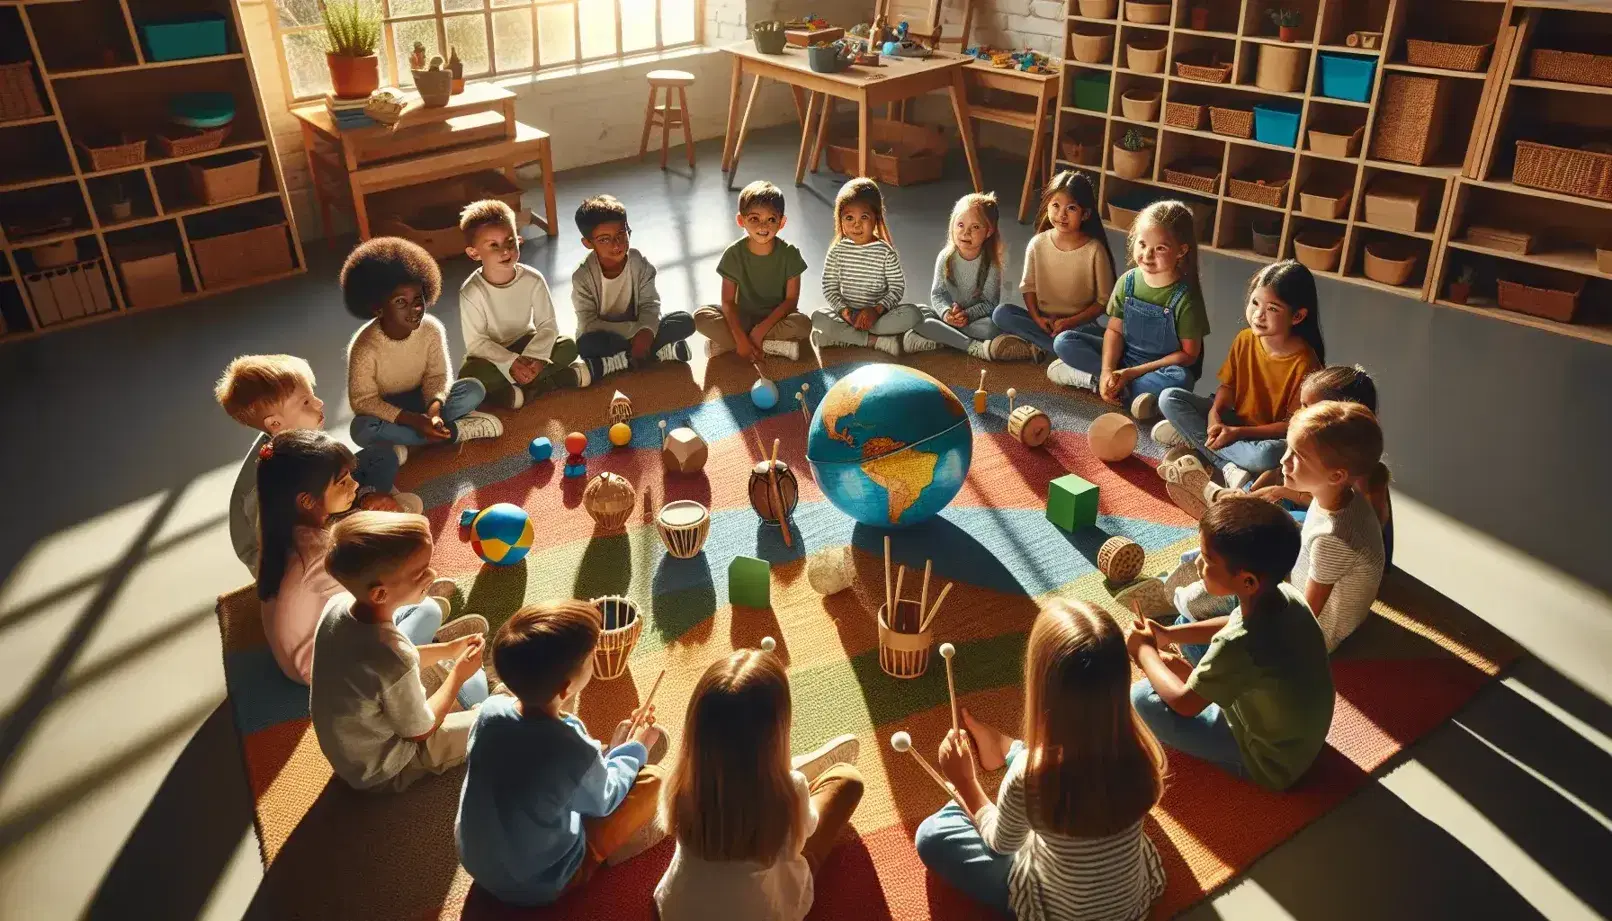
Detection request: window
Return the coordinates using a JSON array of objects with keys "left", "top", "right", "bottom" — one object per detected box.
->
[{"left": 270, "top": 0, "right": 703, "bottom": 103}]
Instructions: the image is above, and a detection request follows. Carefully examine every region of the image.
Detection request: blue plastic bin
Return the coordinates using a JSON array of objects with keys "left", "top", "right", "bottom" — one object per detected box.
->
[
  {"left": 1317, "top": 53, "right": 1376, "bottom": 103},
  {"left": 140, "top": 16, "right": 229, "bottom": 62},
  {"left": 1253, "top": 101, "right": 1302, "bottom": 148}
]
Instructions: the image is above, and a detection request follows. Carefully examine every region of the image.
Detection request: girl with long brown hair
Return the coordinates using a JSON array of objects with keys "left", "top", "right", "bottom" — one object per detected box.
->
[
  {"left": 915, "top": 600, "right": 1166, "bottom": 920},
  {"left": 811, "top": 177, "right": 923, "bottom": 355},
  {"left": 655, "top": 649, "right": 863, "bottom": 921}
]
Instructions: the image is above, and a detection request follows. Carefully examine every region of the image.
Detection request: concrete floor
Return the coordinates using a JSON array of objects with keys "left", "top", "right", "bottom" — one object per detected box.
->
[{"left": 1, "top": 127, "right": 1609, "bottom": 921}]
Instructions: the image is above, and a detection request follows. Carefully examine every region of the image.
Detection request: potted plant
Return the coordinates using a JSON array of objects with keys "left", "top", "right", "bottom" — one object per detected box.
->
[
  {"left": 1447, "top": 263, "right": 1475, "bottom": 304},
  {"left": 1190, "top": 4, "right": 1210, "bottom": 30},
  {"left": 413, "top": 54, "right": 453, "bottom": 106},
  {"left": 1111, "top": 127, "right": 1153, "bottom": 179},
  {"left": 323, "top": 0, "right": 382, "bottom": 99},
  {"left": 1268, "top": 7, "right": 1302, "bottom": 42}
]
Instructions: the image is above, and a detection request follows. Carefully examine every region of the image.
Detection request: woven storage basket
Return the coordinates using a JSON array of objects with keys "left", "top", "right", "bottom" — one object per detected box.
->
[
  {"left": 1405, "top": 40, "right": 1491, "bottom": 72},
  {"left": 156, "top": 124, "right": 230, "bottom": 158},
  {"left": 1370, "top": 74, "right": 1450, "bottom": 166},
  {"left": 1163, "top": 161, "right": 1219, "bottom": 194},
  {"left": 1124, "top": 1, "right": 1170, "bottom": 24},
  {"left": 1165, "top": 101, "right": 1207, "bottom": 130},
  {"left": 0, "top": 61, "right": 44, "bottom": 121},
  {"left": 591, "top": 595, "right": 643, "bottom": 680},
  {"left": 190, "top": 222, "right": 292, "bottom": 289},
  {"left": 1528, "top": 49, "right": 1612, "bottom": 88},
  {"left": 1227, "top": 175, "right": 1289, "bottom": 208},
  {"left": 1209, "top": 106, "right": 1252, "bottom": 138},
  {"left": 1497, "top": 277, "right": 1585, "bottom": 323},
  {"left": 77, "top": 136, "right": 146, "bottom": 171},
  {"left": 1513, "top": 140, "right": 1612, "bottom": 202},
  {"left": 1175, "top": 55, "right": 1232, "bottom": 83},
  {"left": 188, "top": 149, "right": 262, "bottom": 204},
  {"left": 825, "top": 119, "right": 946, "bottom": 186}
]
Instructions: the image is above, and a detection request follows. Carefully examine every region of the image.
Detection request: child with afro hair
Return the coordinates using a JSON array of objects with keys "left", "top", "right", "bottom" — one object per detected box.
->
[{"left": 342, "top": 237, "right": 503, "bottom": 465}]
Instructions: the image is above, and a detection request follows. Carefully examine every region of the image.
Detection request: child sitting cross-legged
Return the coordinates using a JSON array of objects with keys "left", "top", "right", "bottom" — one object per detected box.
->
[
  {"left": 571, "top": 194, "right": 695, "bottom": 374},
  {"left": 811, "top": 177, "right": 922, "bottom": 356},
  {"left": 310, "top": 511, "right": 493, "bottom": 792},
  {"left": 215, "top": 354, "right": 415, "bottom": 574},
  {"left": 905, "top": 192, "right": 1034, "bottom": 361},
  {"left": 458, "top": 199, "right": 594, "bottom": 409},
  {"left": 655, "top": 648, "right": 863, "bottom": 921},
  {"left": 694, "top": 180, "right": 812, "bottom": 361},
  {"left": 1128, "top": 495, "right": 1334, "bottom": 791},
  {"left": 457, "top": 601, "right": 668, "bottom": 907},
  {"left": 916, "top": 600, "right": 1166, "bottom": 921},
  {"left": 344, "top": 237, "right": 503, "bottom": 461}
]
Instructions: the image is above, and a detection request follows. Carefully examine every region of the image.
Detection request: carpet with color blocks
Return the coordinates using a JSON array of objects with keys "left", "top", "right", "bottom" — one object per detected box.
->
[{"left": 217, "top": 351, "right": 1521, "bottom": 921}]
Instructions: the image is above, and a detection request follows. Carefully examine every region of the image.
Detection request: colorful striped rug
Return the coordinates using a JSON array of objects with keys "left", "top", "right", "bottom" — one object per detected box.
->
[{"left": 217, "top": 350, "right": 1520, "bottom": 921}]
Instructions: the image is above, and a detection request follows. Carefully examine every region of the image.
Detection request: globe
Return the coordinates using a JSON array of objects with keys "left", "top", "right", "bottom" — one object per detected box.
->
[
  {"left": 470, "top": 502, "right": 533, "bottom": 565},
  {"left": 805, "top": 364, "right": 973, "bottom": 528}
]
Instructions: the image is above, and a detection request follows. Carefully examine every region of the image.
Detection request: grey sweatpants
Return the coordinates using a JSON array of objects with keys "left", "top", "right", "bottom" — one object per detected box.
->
[{"left": 811, "top": 303, "right": 924, "bottom": 346}]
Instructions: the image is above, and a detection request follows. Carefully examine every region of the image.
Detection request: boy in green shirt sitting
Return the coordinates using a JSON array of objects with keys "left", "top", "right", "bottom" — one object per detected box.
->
[
  {"left": 1127, "top": 494, "right": 1334, "bottom": 791},
  {"left": 693, "top": 181, "right": 812, "bottom": 362}
]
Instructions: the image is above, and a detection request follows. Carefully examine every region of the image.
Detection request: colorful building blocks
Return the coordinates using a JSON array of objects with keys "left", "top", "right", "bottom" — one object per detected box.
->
[
  {"left": 728, "top": 555, "right": 771, "bottom": 608},
  {"left": 1047, "top": 474, "right": 1099, "bottom": 532}
]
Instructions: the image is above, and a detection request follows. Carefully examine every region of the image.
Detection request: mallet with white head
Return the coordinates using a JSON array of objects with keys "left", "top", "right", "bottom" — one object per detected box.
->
[
  {"left": 890, "top": 731, "right": 968, "bottom": 811},
  {"left": 760, "top": 636, "right": 777, "bottom": 652},
  {"left": 939, "top": 642, "right": 960, "bottom": 739},
  {"left": 1007, "top": 387, "right": 1017, "bottom": 414}
]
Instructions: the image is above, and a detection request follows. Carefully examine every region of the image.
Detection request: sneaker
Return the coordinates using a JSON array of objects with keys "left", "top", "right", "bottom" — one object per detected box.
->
[
  {"left": 1203, "top": 480, "right": 1235, "bottom": 506},
  {"left": 1163, "top": 444, "right": 1196, "bottom": 467},
  {"left": 598, "top": 351, "right": 631, "bottom": 377},
  {"left": 504, "top": 385, "right": 525, "bottom": 410},
  {"left": 988, "top": 334, "right": 1035, "bottom": 362},
  {"left": 656, "top": 340, "right": 692, "bottom": 362},
  {"left": 761, "top": 339, "right": 800, "bottom": 360},
  {"left": 426, "top": 576, "right": 456, "bottom": 599},
  {"left": 1151, "top": 420, "right": 1185, "bottom": 447},
  {"left": 792, "top": 733, "right": 860, "bottom": 783},
  {"left": 1221, "top": 463, "right": 1253, "bottom": 491},
  {"left": 706, "top": 339, "right": 732, "bottom": 359},
  {"left": 1161, "top": 456, "right": 1213, "bottom": 519},
  {"left": 433, "top": 613, "right": 489, "bottom": 643},
  {"left": 871, "top": 334, "right": 903, "bottom": 357},
  {"left": 1131, "top": 392, "right": 1158, "bottom": 420},
  {"left": 902, "top": 330, "right": 939, "bottom": 353},
  {"left": 393, "top": 444, "right": 409, "bottom": 467},
  {"left": 453, "top": 411, "right": 504, "bottom": 443},
  {"left": 1114, "top": 577, "right": 1176, "bottom": 620},
  {"left": 966, "top": 339, "right": 991, "bottom": 360},
  {"left": 572, "top": 359, "right": 593, "bottom": 389},
  {"left": 1046, "top": 359, "right": 1095, "bottom": 390},
  {"left": 393, "top": 491, "right": 424, "bottom": 514}
]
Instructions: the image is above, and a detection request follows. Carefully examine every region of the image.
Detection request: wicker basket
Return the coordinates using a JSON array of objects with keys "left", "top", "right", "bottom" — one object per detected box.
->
[
  {"left": 1405, "top": 40, "right": 1491, "bottom": 73},
  {"left": 0, "top": 61, "right": 44, "bottom": 122},
  {"left": 189, "top": 221, "right": 293, "bottom": 289},
  {"left": 1528, "top": 49, "right": 1612, "bottom": 89},
  {"left": 188, "top": 149, "right": 262, "bottom": 204},
  {"left": 1363, "top": 241, "right": 1420, "bottom": 286},
  {"left": 1293, "top": 231, "right": 1343, "bottom": 272},
  {"left": 77, "top": 136, "right": 146, "bottom": 171},
  {"left": 1174, "top": 54, "right": 1232, "bottom": 84},
  {"left": 1165, "top": 101, "right": 1207, "bottom": 130},
  {"left": 877, "top": 601, "right": 932, "bottom": 679},
  {"left": 156, "top": 124, "right": 231, "bottom": 158},
  {"left": 1497, "top": 276, "right": 1585, "bottom": 323},
  {"left": 1227, "top": 174, "right": 1289, "bottom": 208},
  {"left": 1127, "top": 43, "right": 1167, "bottom": 73},
  {"left": 1513, "top": 140, "right": 1612, "bottom": 202},
  {"left": 1120, "top": 89, "right": 1160, "bottom": 122},
  {"left": 1464, "top": 225, "right": 1534, "bottom": 255},
  {"left": 1209, "top": 106, "right": 1252, "bottom": 138},
  {"left": 591, "top": 595, "right": 643, "bottom": 680},
  {"left": 1370, "top": 75, "right": 1450, "bottom": 166},
  {"left": 1070, "top": 31, "right": 1114, "bottom": 64},
  {"left": 1123, "top": 1, "right": 1170, "bottom": 24},
  {"left": 1163, "top": 160, "right": 1219, "bottom": 193},
  {"left": 1108, "top": 200, "right": 1143, "bottom": 230}
]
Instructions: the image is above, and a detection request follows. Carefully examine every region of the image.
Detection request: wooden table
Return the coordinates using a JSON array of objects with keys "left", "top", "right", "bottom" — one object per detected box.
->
[
  {"left": 960, "top": 60, "right": 1059, "bottom": 223},
  {"left": 719, "top": 44, "right": 983, "bottom": 194},
  {"left": 292, "top": 83, "right": 558, "bottom": 244}
]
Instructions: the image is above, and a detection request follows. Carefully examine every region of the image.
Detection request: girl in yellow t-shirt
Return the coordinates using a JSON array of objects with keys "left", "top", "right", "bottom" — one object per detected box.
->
[{"left": 1154, "top": 260, "right": 1324, "bottom": 489}]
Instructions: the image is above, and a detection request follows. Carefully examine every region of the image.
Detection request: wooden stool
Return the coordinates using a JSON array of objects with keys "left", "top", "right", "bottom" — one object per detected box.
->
[{"left": 640, "top": 70, "right": 696, "bottom": 169}]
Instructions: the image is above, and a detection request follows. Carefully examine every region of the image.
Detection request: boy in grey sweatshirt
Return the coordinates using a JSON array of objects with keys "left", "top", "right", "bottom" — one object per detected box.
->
[{"left": 570, "top": 195, "right": 693, "bottom": 376}]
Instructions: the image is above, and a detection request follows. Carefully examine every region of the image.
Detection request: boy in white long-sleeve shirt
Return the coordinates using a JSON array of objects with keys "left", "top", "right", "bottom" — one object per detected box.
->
[{"left": 457, "top": 200, "right": 593, "bottom": 410}]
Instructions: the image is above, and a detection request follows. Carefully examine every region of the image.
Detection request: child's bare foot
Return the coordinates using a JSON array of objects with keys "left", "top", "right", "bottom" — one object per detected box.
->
[{"left": 962, "top": 708, "right": 1009, "bottom": 773}]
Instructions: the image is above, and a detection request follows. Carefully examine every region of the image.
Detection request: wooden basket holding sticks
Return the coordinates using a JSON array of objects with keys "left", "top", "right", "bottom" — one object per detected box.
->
[
  {"left": 591, "top": 594, "right": 643, "bottom": 680},
  {"left": 876, "top": 539, "right": 955, "bottom": 680}
]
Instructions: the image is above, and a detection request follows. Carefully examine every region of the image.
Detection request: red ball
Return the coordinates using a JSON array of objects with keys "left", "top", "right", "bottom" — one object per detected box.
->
[{"left": 564, "top": 431, "right": 587, "bottom": 455}]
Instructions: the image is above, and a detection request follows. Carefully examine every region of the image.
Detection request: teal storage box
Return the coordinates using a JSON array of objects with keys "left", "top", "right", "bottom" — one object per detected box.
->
[
  {"left": 1317, "top": 53, "right": 1376, "bottom": 103},
  {"left": 1073, "top": 72, "right": 1111, "bottom": 112},
  {"left": 1253, "top": 101, "right": 1302, "bottom": 148},
  {"left": 140, "top": 16, "right": 229, "bottom": 62}
]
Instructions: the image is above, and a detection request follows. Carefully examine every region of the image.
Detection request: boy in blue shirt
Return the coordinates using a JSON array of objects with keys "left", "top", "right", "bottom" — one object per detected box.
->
[{"left": 456, "top": 600, "right": 667, "bottom": 906}]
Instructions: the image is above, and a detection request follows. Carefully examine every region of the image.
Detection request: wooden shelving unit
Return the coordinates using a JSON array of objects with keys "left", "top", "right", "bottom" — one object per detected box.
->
[
  {"left": 1051, "top": 0, "right": 1509, "bottom": 304},
  {"left": 0, "top": 0, "right": 303, "bottom": 343}
]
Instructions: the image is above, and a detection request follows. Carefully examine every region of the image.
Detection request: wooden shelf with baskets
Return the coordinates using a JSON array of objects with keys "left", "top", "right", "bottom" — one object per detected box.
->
[{"left": 0, "top": 0, "right": 303, "bottom": 343}]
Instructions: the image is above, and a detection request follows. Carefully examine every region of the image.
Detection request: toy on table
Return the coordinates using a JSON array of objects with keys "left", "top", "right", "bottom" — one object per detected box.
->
[
  {"left": 364, "top": 88, "right": 406, "bottom": 125},
  {"left": 889, "top": 731, "right": 969, "bottom": 810},
  {"left": 806, "top": 546, "right": 853, "bottom": 595},
  {"left": 583, "top": 471, "right": 636, "bottom": 531},
  {"left": 882, "top": 20, "right": 932, "bottom": 57},
  {"left": 528, "top": 436, "right": 554, "bottom": 462},
  {"left": 610, "top": 390, "right": 633, "bottom": 423},
  {"left": 563, "top": 430, "right": 588, "bottom": 478},
  {"left": 656, "top": 499, "right": 710, "bottom": 559},
  {"left": 1008, "top": 405, "right": 1051, "bottom": 447},
  {"left": 1089, "top": 412, "right": 1138, "bottom": 462},
  {"left": 468, "top": 502, "right": 534, "bottom": 565},
  {"left": 1047, "top": 473, "right": 1099, "bottom": 532},
  {"left": 659, "top": 420, "right": 708, "bottom": 473},
  {"left": 747, "top": 438, "right": 800, "bottom": 532},
  {"left": 591, "top": 595, "right": 643, "bottom": 680},
  {"left": 751, "top": 377, "right": 780, "bottom": 410},
  {"left": 965, "top": 46, "right": 1055, "bottom": 74},
  {"left": 973, "top": 370, "right": 988, "bottom": 414},
  {"left": 1098, "top": 536, "right": 1146, "bottom": 584},
  {"left": 729, "top": 555, "right": 771, "bottom": 608}
]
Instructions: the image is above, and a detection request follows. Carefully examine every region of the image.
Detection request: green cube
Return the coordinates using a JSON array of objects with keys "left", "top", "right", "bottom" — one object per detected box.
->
[
  {"left": 1047, "top": 474, "right": 1100, "bottom": 532},
  {"left": 1073, "top": 71, "right": 1110, "bottom": 112},
  {"left": 729, "top": 555, "right": 771, "bottom": 608}
]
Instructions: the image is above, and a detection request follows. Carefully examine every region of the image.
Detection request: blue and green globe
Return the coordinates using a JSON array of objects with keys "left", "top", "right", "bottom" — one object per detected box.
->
[{"left": 805, "top": 364, "right": 973, "bottom": 528}]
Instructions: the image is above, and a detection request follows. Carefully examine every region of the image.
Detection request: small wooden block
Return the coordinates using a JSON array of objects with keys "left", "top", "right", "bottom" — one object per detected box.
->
[
  {"left": 729, "top": 555, "right": 771, "bottom": 608},
  {"left": 1047, "top": 474, "right": 1099, "bottom": 532},
  {"left": 1098, "top": 536, "right": 1146, "bottom": 583}
]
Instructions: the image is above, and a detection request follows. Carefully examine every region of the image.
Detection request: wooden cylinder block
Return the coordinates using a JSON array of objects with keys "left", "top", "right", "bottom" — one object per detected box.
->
[
  {"left": 656, "top": 500, "right": 710, "bottom": 559},
  {"left": 591, "top": 594, "right": 643, "bottom": 680},
  {"left": 878, "top": 600, "right": 932, "bottom": 679},
  {"left": 1089, "top": 412, "right": 1138, "bottom": 462},
  {"left": 1098, "top": 536, "right": 1146, "bottom": 583},
  {"left": 1008, "top": 405, "right": 1051, "bottom": 447},
  {"left": 748, "top": 459, "right": 800, "bottom": 524}
]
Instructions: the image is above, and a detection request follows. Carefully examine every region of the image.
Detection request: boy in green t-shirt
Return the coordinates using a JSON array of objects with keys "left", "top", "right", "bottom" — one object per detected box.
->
[
  {"left": 1127, "top": 494, "right": 1334, "bottom": 791},
  {"left": 693, "top": 181, "right": 812, "bottom": 361}
]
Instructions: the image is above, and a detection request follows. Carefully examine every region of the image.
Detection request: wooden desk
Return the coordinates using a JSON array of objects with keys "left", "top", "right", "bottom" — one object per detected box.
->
[
  {"left": 292, "top": 84, "right": 558, "bottom": 243},
  {"left": 961, "top": 60, "right": 1058, "bottom": 224},
  {"left": 718, "top": 44, "right": 983, "bottom": 194}
]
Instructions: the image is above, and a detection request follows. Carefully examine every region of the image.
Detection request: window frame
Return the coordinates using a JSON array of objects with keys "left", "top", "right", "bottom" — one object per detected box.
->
[{"left": 268, "top": 0, "right": 704, "bottom": 105}]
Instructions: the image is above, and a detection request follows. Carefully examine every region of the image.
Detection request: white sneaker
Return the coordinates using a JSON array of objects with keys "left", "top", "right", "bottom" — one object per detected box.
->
[
  {"left": 706, "top": 339, "right": 732, "bottom": 358},
  {"left": 871, "top": 335, "right": 903, "bottom": 357},
  {"left": 571, "top": 359, "right": 592, "bottom": 388},
  {"left": 393, "top": 444, "right": 408, "bottom": 467},
  {"left": 761, "top": 339, "right": 800, "bottom": 360},
  {"left": 656, "top": 340, "right": 692, "bottom": 362},
  {"left": 453, "top": 411, "right": 504, "bottom": 443},
  {"left": 988, "top": 334, "right": 1035, "bottom": 362},
  {"left": 792, "top": 733, "right": 860, "bottom": 783},
  {"left": 901, "top": 331, "right": 939, "bottom": 352},
  {"left": 1151, "top": 420, "right": 1186, "bottom": 447},
  {"left": 1221, "top": 462, "right": 1253, "bottom": 491},
  {"left": 505, "top": 385, "right": 525, "bottom": 410},
  {"left": 1131, "top": 392, "right": 1158, "bottom": 420},
  {"left": 393, "top": 491, "right": 424, "bottom": 514},
  {"left": 599, "top": 351, "right": 631, "bottom": 377},
  {"left": 966, "top": 339, "right": 991, "bottom": 360},
  {"left": 1046, "top": 359, "right": 1095, "bottom": 390}
]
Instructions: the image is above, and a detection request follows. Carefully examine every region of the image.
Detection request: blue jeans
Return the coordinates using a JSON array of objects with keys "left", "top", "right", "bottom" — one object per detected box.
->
[
  {"left": 1056, "top": 330, "right": 1194, "bottom": 400},
  {"left": 1158, "top": 388, "right": 1287, "bottom": 474},
  {"left": 991, "top": 303, "right": 1103, "bottom": 356},
  {"left": 913, "top": 306, "right": 999, "bottom": 352},
  {"left": 351, "top": 379, "right": 487, "bottom": 450},
  {"left": 576, "top": 310, "right": 695, "bottom": 360},
  {"left": 394, "top": 596, "right": 488, "bottom": 708},
  {"left": 1130, "top": 678, "right": 1247, "bottom": 779},
  {"left": 913, "top": 741, "right": 1023, "bottom": 915},
  {"left": 351, "top": 444, "right": 401, "bottom": 493}
]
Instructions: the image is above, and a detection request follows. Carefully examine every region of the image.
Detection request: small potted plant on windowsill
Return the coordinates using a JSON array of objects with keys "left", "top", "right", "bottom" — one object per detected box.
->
[
  {"left": 324, "top": 0, "right": 382, "bottom": 99},
  {"left": 1111, "top": 127, "right": 1154, "bottom": 179},
  {"left": 1268, "top": 7, "right": 1302, "bottom": 42},
  {"left": 1447, "top": 263, "right": 1475, "bottom": 304}
]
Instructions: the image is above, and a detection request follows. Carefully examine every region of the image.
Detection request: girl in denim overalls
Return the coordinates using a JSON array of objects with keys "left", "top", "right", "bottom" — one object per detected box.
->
[{"left": 1046, "top": 201, "right": 1210, "bottom": 420}]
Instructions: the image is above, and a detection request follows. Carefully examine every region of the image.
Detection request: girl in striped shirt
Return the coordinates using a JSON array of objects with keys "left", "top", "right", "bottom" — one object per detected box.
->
[
  {"left": 811, "top": 178, "right": 922, "bottom": 356},
  {"left": 916, "top": 600, "right": 1166, "bottom": 921}
]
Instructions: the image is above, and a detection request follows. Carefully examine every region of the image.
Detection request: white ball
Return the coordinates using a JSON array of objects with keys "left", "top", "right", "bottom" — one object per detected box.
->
[
  {"left": 1007, "top": 387, "right": 1017, "bottom": 399},
  {"left": 939, "top": 642, "right": 955, "bottom": 659},
  {"left": 806, "top": 547, "right": 853, "bottom": 595},
  {"left": 890, "top": 730, "right": 912, "bottom": 752},
  {"left": 760, "top": 636, "right": 777, "bottom": 652}
]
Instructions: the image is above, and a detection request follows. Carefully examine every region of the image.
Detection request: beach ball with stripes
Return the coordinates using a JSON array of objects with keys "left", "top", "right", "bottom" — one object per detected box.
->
[{"left": 470, "top": 503, "right": 533, "bottom": 565}]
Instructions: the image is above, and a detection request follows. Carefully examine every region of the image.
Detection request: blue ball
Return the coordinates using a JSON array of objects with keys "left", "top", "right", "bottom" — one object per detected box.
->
[
  {"left": 751, "top": 378, "right": 780, "bottom": 410},
  {"left": 528, "top": 436, "right": 553, "bottom": 462},
  {"left": 469, "top": 502, "right": 533, "bottom": 565}
]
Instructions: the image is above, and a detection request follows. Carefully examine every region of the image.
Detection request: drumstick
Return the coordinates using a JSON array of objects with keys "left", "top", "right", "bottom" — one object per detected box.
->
[
  {"left": 894, "top": 564, "right": 907, "bottom": 631},
  {"left": 884, "top": 535, "right": 893, "bottom": 624},
  {"left": 767, "top": 438, "right": 793, "bottom": 547},
  {"left": 917, "top": 581, "right": 955, "bottom": 634},
  {"left": 919, "top": 560, "right": 932, "bottom": 633},
  {"left": 940, "top": 643, "right": 960, "bottom": 739},
  {"left": 626, "top": 667, "right": 667, "bottom": 738},
  {"left": 890, "top": 731, "right": 969, "bottom": 811}
]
